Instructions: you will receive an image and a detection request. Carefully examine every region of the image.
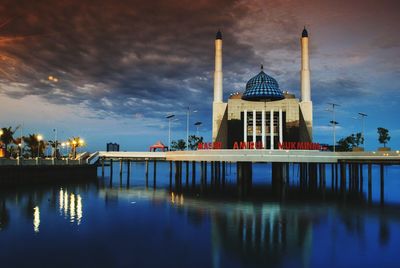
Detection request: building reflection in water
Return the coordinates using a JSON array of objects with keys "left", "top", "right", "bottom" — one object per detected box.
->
[
  {"left": 59, "top": 188, "right": 83, "bottom": 225},
  {"left": 167, "top": 191, "right": 314, "bottom": 267}
]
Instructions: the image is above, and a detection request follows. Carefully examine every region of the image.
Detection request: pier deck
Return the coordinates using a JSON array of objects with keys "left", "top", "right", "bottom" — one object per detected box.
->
[{"left": 92, "top": 150, "right": 400, "bottom": 164}]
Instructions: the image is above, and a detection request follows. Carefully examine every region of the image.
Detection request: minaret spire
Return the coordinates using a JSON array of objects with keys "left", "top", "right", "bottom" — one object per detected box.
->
[
  {"left": 299, "top": 27, "right": 313, "bottom": 141},
  {"left": 213, "top": 30, "right": 223, "bottom": 103},
  {"left": 301, "top": 27, "right": 311, "bottom": 102},
  {"left": 212, "top": 30, "right": 228, "bottom": 147}
]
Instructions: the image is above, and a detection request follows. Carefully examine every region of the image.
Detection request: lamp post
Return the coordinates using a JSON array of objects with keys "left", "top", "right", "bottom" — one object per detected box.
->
[
  {"left": 72, "top": 140, "right": 77, "bottom": 159},
  {"left": 61, "top": 142, "right": 66, "bottom": 158},
  {"left": 327, "top": 103, "right": 340, "bottom": 152},
  {"left": 37, "top": 135, "right": 43, "bottom": 158},
  {"left": 358, "top": 112, "right": 367, "bottom": 148},
  {"left": 53, "top": 128, "right": 58, "bottom": 158},
  {"left": 186, "top": 107, "right": 197, "bottom": 151},
  {"left": 166, "top": 114, "right": 175, "bottom": 151},
  {"left": 194, "top": 121, "right": 202, "bottom": 137},
  {"left": 66, "top": 142, "right": 70, "bottom": 159}
]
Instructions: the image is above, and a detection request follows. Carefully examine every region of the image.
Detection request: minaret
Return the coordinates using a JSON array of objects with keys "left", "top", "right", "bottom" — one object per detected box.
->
[
  {"left": 301, "top": 27, "right": 311, "bottom": 102},
  {"left": 214, "top": 30, "right": 223, "bottom": 103},
  {"left": 299, "top": 27, "right": 313, "bottom": 141},
  {"left": 212, "top": 30, "right": 227, "bottom": 147}
]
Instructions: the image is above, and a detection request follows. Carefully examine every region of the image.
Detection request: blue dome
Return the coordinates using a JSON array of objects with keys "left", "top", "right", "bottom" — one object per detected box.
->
[{"left": 242, "top": 69, "right": 284, "bottom": 101}]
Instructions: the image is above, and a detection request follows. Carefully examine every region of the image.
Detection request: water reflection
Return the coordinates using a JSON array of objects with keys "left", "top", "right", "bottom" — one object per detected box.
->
[
  {"left": 0, "top": 200, "right": 9, "bottom": 230},
  {"left": 59, "top": 188, "right": 83, "bottom": 225},
  {"left": 100, "top": 185, "right": 400, "bottom": 267},
  {"left": 33, "top": 206, "right": 40, "bottom": 233}
]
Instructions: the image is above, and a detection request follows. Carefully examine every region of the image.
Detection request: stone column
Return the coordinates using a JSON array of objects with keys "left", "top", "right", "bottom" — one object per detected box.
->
[
  {"left": 261, "top": 110, "right": 266, "bottom": 149},
  {"left": 270, "top": 109, "right": 274, "bottom": 150},
  {"left": 279, "top": 108, "right": 283, "bottom": 146},
  {"left": 253, "top": 110, "right": 256, "bottom": 147},
  {"left": 244, "top": 110, "right": 247, "bottom": 142}
]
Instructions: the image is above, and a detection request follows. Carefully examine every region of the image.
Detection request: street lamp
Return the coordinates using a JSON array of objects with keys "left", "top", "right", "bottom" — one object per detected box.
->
[
  {"left": 37, "top": 135, "right": 43, "bottom": 158},
  {"left": 66, "top": 142, "right": 70, "bottom": 159},
  {"left": 53, "top": 128, "right": 58, "bottom": 158},
  {"left": 72, "top": 140, "right": 77, "bottom": 159},
  {"left": 194, "top": 121, "right": 202, "bottom": 137},
  {"left": 166, "top": 114, "right": 175, "bottom": 151},
  {"left": 327, "top": 103, "right": 340, "bottom": 152},
  {"left": 61, "top": 142, "right": 66, "bottom": 158},
  {"left": 186, "top": 107, "right": 197, "bottom": 151},
  {"left": 358, "top": 112, "right": 368, "bottom": 148}
]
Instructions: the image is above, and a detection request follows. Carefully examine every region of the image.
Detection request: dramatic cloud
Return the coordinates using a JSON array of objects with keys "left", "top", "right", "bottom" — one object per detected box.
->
[{"left": 0, "top": 0, "right": 399, "bottom": 149}]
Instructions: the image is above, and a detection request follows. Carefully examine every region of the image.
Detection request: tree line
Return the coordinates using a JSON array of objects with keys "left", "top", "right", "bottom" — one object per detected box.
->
[
  {"left": 336, "top": 127, "right": 390, "bottom": 152},
  {"left": 0, "top": 126, "right": 85, "bottom": 159},
  {"left": 170, "top": 135, "right": 203, "bottom": 151}
]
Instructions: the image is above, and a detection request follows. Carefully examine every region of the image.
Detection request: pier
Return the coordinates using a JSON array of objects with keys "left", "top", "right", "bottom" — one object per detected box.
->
[{"left": 89, "top": 149, "right": 400, "bottom": 204}]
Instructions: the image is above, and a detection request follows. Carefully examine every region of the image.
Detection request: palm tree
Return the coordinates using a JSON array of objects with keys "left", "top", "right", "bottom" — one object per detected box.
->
[
  {"left": 48, "top": 140, "right": 61, "bottom": 158},
  {"left": 67, "top": 137, "right": 85, "bottom": 159},
  {"left": 0, "top": 126, "right": 20, "bottom": 158},
  {"left": 23, "top": 134, "right": 46, "bottom": 158}
]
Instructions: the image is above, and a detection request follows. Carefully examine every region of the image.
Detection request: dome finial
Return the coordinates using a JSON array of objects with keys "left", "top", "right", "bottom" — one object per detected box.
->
[
  {"left": 302, "top": 26, "right": 308, "bottom": 38},
  {"left": 261, "top": 64, "right": 264, "bottom": 71},
  {"left": 216, "top": 29, "right": 222, "bottom": 40}
]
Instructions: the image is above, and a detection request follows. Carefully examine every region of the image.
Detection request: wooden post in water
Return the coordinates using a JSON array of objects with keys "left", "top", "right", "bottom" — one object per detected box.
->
[
  {"left": 211, "top": 161, "right": 215, "bottom": 186},
  {"left": 222, "top": 161, "right": 226, "bottom": 187},
  {"left": 348, "top": 163, "right": 352, "bottom": 190},
  {"left": 109, "top": 159, "right": 113, "bottom": 187},
  {"left": 127, "top": 160, "right": 131, "bottom": 188},
  {"left": 174, "top": 161, "right": 179, "bottom": 191},
  {"left": 368, "top": 163, "right": 372, "bottom": 204},
  {"left": 179, "top": 161, "right": 183, "bottom": 188},
  {"left": 186, "top": 161, "right": 189, "bottom": 187},
  {"left": 153, "top": 160, "right": 157, "bottom": 189},
  {"left": 119, "top": 159, "right": 123, "bottom": 177},
  {"left": 204, "top": 162, "right": 208, "bottom": 186},
  {"left": 331, "top": 163, "right": 334, "bottom": 190},
  {"left": 101, "top": 157, "right": 105, "bottom": 177},
  {"left": 192, "top": 161, "right": 196, "bottom": 187},
  {"left": 145, "top": 161, "right": 149, "bottom": 188},
  {"left": 380, "top": 164, "right": 384, "bottom": 205},
  {"left": 110, "top": 159, "right": 113, "bottom": 178},
  {"left": 340, "top": 163, "right": 346, "bottom": 192},
  {"left": 335, "top": 163, "right": 339, "bottom": 192},
  {"left": 360, "top": 164, "right": 363, "bottom": 193},
  {"left": 169, "top": 161, "right": 173, "bottom": 188}
]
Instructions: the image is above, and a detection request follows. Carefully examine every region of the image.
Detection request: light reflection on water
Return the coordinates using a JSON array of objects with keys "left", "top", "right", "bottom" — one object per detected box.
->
[
  {"left": 59, "top": 188, "right": 83, "bottom": 225},
  {"left": 33, "top": 206, "right": 40, "bottom": 233},
  {"left": 1, "top": 167, "right": 400, "bottom": 267}
]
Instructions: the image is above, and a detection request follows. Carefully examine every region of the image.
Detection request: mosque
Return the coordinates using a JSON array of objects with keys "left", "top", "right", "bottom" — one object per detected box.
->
[{"left": 212, "top": 28, "right": 313, "bottom": 149}]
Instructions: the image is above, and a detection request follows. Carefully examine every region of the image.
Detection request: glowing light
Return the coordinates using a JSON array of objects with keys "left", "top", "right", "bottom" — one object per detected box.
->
[
  {"left": 64, "top": 190, "right": 68, "bottom": 217},
  {"left": 70, "top": 193, "right": 75, "bottom": 223},
  {"left": 37, "top": 135, "right": 43, "bottom": 141},
  {"left": 77, "top": 195, "right": 82, "bottom": 225},
  {"left": 59, "top": 188, "right": 64, "bottom": 214},
  {"left": 171, "top": 192, "right": 175, "bottom": 204},
  {"left": 33, "top": 206, "right": 40, "bottom": 233}
]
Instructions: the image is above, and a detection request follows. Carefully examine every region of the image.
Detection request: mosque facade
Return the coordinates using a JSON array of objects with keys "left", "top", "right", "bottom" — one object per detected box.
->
[{"left": 212, "top": 28, "right": 313, "bottom": 149}]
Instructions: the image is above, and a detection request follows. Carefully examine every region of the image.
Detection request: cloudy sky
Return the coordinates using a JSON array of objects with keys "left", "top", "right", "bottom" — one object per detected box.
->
[{"left": 0, "top": 0, "right": 399, "bottom": 151}]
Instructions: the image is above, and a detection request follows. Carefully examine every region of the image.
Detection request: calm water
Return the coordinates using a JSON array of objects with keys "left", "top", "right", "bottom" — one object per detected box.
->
[{"left": 1, "top": 163, "right": 400, "bottom": 267}]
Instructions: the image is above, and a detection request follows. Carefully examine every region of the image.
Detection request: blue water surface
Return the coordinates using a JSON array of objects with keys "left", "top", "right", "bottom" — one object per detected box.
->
[{"left": 1, "top": 162, "right": 400, "bottom": 268}]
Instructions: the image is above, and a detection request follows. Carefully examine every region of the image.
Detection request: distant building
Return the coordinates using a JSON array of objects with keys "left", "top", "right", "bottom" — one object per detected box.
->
[
  {"left": 106, "top": 142, "right": 120, "bottom": 152},
  {"left": 212, "top": 28, "right": 313, "bottom": 149}
]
